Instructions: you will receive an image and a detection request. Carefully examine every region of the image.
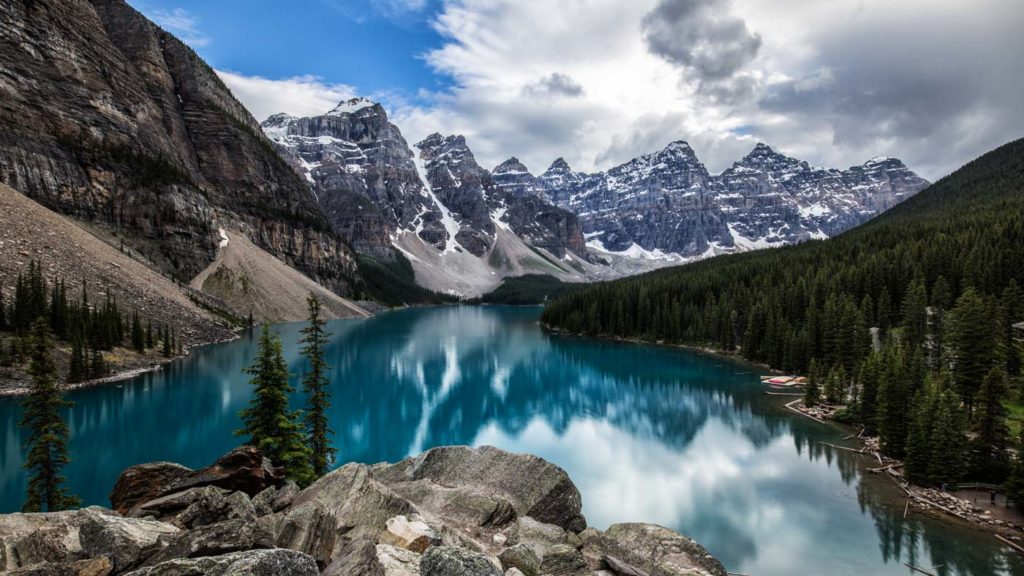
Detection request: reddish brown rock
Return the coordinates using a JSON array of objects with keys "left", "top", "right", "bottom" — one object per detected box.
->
[
  {"left": 108, "top": 462, "right": 193, "bottom": 516},
  {"left": 164, "top": 446, "right": 285, "bottom": 497}
]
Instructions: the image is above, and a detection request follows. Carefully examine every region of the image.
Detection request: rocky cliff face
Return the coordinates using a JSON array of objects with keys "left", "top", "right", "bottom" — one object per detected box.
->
[
  {"left": 261, "top": 99, "right": 445, "bottom": 259},
  {"left": 0, "top": 0, "right": 354, "bottom": 290},
  {"left": 541, "top": 141, "right": 929, "bottom": 257},
  {"left": 0, "top": 446, "right": 727, "bottom": 576},
  {"left": 416, "top": 134, "right": 591, "bottom": 261}
]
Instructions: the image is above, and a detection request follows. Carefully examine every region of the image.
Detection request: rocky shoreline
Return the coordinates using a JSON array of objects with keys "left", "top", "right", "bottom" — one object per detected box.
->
[
  {"left": 0, "top": 331, "right": 242, "bottom": 397},
  {"left": 0, "top": 445, "right": 727, "bottom": 576}
]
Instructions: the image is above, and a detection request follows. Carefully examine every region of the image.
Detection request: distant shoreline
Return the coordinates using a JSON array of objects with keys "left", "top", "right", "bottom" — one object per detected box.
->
[{"left": 0, "top": 331, "right": 241, "bottom": 398}]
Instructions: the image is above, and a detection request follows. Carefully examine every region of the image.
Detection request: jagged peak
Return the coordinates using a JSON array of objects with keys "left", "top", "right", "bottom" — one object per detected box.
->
[
  {"left": 326, "top": 97, "right": 378, "bottom": 116},
  {"left": 662, "top": 140, "right": 694, "bottom": 154},
  {"left": 417, "top": 133, "right": 468, "bottom": 151},
  {"left": 493, "top": 157, "right": 530, "bottom": 175},
  {"left": 546, "top": 157, "right": 572, "bottom": 172}
]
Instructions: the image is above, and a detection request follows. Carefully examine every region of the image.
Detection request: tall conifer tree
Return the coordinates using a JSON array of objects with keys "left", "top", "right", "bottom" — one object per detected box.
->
[
  {"left": 20, "top": 318, "right": 79, "bottom": 512},
  {"left": 237, "top": 325, "right": 313, "bottom": 485},
  {"left": 299, "top": 294, "right": 336, "bottom": 477}
]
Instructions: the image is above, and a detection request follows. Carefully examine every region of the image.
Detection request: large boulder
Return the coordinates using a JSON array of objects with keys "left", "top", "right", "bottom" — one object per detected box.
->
[
  {"left": 582, "top": 524, "right": 727, "bottom": 576},
  {"left": 121, "top": 549, "right": 319, "bottom": 576},
  {"left": 135, "top": 487, "right": 230, "bottom": 520},
  {"left": 497, "top": 544, "right": 539, "bottom": 576},
  {"left": 419, "top": 546, "right": 501, "bottom": 576},
  {"left": 537, "top": 544, "right": 586, "bottom": 575},
  {"left": 0, "top": 509, "right": 92, "bottom": 570},
  {"left": 175, "top": 490, "right": 257, "bottom": 529},
  {"left": 261, "top": 464, "right": 414, "bottom": 567},
  {"left": 163, "top": 446, "right": 285, "bottom": 497},
  {"left": 109, "top": 463, "right": 193, "bottom": 516},
  {"left": 77, "top": 511, "right": 179, "bottom": 572},
  {"left": 507, "top": 517, "right": 568, "bottom": 559},
  {"left": 372, "top": 446, "right": 586, "bottom": 533},
  {"left": 140, "top": 519, "right": 275, "bottom": 567}
]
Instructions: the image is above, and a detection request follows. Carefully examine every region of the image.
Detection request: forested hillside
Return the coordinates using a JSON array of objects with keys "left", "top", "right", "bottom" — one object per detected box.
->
[{"left": 542, "top": 138, "right": 1024, "bottom": 485}]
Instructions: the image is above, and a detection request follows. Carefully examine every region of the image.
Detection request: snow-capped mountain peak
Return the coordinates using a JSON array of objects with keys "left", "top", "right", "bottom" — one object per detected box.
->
[{"left": 326, "top": 97, "right": 378, "bottom": 116}]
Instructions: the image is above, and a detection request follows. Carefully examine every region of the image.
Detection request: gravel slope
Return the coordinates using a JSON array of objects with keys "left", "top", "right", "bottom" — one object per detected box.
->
[{"left": 190, "top": 230, "right": 369, "bottom": 323}]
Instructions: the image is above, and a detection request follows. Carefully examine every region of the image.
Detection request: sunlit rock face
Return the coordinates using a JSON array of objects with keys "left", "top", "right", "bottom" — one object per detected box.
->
[{"left": 539, "top": 142, "right": 929, "bottom": 257}]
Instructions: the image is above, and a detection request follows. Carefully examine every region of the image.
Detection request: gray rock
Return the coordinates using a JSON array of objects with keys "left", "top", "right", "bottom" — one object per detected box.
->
[
  {"left": 121, "top": 549, "right": 319, "bottom": 576},
  {"left": 507, "top": 517, "right": 568, "bottom": 559},
  {"left": 497, "top": 544, "right": 539, "bottom": 576},
  {"left": 176, "top": 490, "right": 257, "bottom": 529},
  {"left": 263, "top": 463, "right": 414, "bottom": 566},
  {"left": 136, "top": 486, "right": 229, "bottom": 519},
  {"left": 0, "top": 509, "right": 88, "bottom": 570},
  {"left": 372, "top": 446, "right": 586, "bottom": 533},
  {"left": 321, "top": 538, "right": 384, "bottom": 576},
  {"left": 77, "top": 511, "right": 179, "bottom": 572},
  {"left": 140, "top": 519, "right": 274, "bottom": 567},
  {"left": 419, "top": 546, "right": 501, "bottom": 576},
  {"left": 252, "top": 481, "right": 299, "bottom": 517},
  {"left": 375, "top": 544, "right": 422, "bottom": 576},
  {"left": 582, "top": 524, "right": 726, "bottom": 576},
  {"left": 3, "top": 557, "right": 113, "bottom": 576},
  {"left": 603, "top": 555, "right": 650, "bottom": 576},
  {"left": 537, "top": 544, "right": 586, "bottom": 576}
]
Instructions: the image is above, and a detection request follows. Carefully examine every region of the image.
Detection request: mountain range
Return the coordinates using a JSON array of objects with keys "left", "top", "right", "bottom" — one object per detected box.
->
[
  {"left": 0, "top": 0, "right": 929, "bottom": 316},
  {"left": 262, "top": 100, "right": 928, "bottom": 295}
]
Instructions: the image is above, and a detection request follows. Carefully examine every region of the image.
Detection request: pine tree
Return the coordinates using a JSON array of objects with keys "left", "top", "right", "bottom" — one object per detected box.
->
[
  {"left": 67, "top": 335, "right": 85, "bottom": 384},
  {"left": 89, "top": 345, "right": 106, "bottom": 379},
  {"left": 299, "top": 294, "right": 336, "bottom": 477},
  {"left": 804, "top": 359, "right": 822, "bottom": 407},
  {"left": 904, "top": 386, "right": 937, "bottom": 484},
  {"left": 1000, "top": 281, "right": 1023, "bottom": 377},
  {"left": 928, "top": 389, "right": 967, "bottom": 485},
  {"left": 131, "top": 311, "right": 144, "bottom": 353},
  {"left": 947, "top": 288, "right": 997, "bottom": 415},
  {"left": 145, "top": 321, "right": 154, "bottom": 349},
  {"left": 162, "top": 325, "right": 173, "bottom": 358},
  {"left": 969, "top": 367, "right": 1011, "bottom": 480},
  {"left": 20, "top": 318, "right": 79, "bottom": 512},
  {"left": 236, "top": 325, "right": 313, "bottom": 485},
  {"left": 1006, "top": 429, "right": 1024, "bottom": 511},
  {"left": 0, "top": 287, "right": 6, "bottom": 331}
]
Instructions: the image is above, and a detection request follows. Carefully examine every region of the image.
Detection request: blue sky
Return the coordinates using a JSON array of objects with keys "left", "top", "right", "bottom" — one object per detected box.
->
[
  {"left": 127, "top": 0, "right": 1024, "bottom": 180},
  {"left": 129, "top": 0, "right": 450, "bottom": 108}
]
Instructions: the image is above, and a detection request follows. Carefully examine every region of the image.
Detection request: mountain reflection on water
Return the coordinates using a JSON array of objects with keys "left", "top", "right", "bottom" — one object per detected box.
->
[{"left": 0, "top": 306, "right": 1017, "bottom": 576}]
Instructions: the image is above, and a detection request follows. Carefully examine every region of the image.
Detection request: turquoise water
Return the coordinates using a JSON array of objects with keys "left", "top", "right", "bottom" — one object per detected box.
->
[{"left": 0, "top": 306, "right": 1018, "bottom": 575}]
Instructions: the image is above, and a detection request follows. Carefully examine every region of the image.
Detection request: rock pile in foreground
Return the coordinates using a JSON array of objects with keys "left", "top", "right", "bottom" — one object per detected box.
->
[{"left": 0, "top": 445, "right": 726, "bottom": 576}]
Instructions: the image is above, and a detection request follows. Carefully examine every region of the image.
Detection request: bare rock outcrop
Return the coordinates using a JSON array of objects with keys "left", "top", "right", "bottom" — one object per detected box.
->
[{"left": 0, "top": 446, "right": 726, "bottom": 576}]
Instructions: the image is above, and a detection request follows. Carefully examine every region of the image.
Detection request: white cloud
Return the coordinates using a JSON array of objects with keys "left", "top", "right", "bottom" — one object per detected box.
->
[
  {"left": 219, "top": 0, "right": 1023, "bottom": 181},
  {"left": 391, "top": 0, "right": 1023, "bottom": 180},
  {"left": 150, "top": 7, "right": 210, "bottom": 47},
  {"left": 216, "top": 71, "right": 358, "bottom": 122}
]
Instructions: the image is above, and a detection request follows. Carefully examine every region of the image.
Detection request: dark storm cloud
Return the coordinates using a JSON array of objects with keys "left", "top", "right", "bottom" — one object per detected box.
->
[
  {"left": 522, "top": 73, "right": 585, "bottom": 98},
  {"left": 757, "top": 6, "right": 1024, "bottom": 178},
  {"left": 642, "top": 0, "right": 761, "bottom": 81}
]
